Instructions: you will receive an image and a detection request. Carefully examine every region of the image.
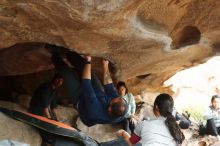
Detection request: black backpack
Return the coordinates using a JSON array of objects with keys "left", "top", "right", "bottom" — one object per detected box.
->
[{"left": 199, "top": 123, "right": 206, "bottom": 136}]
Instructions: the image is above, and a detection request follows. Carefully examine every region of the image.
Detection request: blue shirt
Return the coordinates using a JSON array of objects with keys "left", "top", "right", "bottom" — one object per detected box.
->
[{"left": 78, "top": 79, "right": 124, "bottom": 127}]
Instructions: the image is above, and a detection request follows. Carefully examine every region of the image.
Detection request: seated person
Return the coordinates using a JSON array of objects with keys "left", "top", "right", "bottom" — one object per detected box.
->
[
  {"left": 29, "top": 73, "right": 63, "bottom": 121},
  {"left": 117, "top": 93, "right": 185, "bottom": 146},
  {"left": 172, "top": 107, "right": 191, "bottom": 129},
  {"left": 204, "top": 95, "right": 220, "bottom": 139},
  {"left": 47, "top": 44, "right": 128, "bottom": 127},
  {"left": 117, "top": 81, "right": 137, "bottom": 134}
]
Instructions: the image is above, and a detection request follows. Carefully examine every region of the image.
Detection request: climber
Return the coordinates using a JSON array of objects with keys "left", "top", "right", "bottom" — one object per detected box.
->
[{"left": 46, "top": 44, "right": 128, "bottom": 127}]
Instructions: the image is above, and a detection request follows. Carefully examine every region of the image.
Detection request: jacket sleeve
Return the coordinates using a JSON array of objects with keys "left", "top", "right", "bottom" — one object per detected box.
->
[{"left": 129, "top": 93, "right": 136, "bottom": 114}]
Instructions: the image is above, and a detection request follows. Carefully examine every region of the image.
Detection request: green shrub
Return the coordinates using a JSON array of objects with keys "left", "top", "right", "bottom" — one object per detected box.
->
[{"left": 182, "top": 105, "right": 205, "bottom": 122}]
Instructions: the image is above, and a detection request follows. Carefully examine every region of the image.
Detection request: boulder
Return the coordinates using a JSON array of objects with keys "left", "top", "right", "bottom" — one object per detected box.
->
[
  {"left": 14, "top": 94, "right": 32, "bottom": 109},
  {"left": 0, "top": 100, "right": 26, "bottom": 111},
  {"left": 57, "top": 105, "right": 78, "bottom": 126},
  {"left": 0, "top": 101, "right": 41, "bottom": 146},
  {"left": 76, "top": 118, "right": 122, "bottom": 142}
]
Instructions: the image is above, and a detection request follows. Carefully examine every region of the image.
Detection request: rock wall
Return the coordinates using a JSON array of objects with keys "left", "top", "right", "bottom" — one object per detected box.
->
[
  {"left": 0, "top": 101, "right": 41, "bottom": 146},
  {"left": 0, "top": 0, "right": 219, "bottom": 93}
]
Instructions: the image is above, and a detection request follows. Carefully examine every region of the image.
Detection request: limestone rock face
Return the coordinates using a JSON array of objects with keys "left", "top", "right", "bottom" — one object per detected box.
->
[
  {"left": 76, "top": 119, "right": 121, "bottom": 142},
  {"left": 57, "top": 105, "right": 78, "bottom": 126},
  {"left": 0, "top": 100, "right": 26, "bottom": 111},
  {"left": 0, "top": 101, "right": 41, "bottom": 146},
  {"left": 0, "top": 0, "right": 219, "bottom": 93}
]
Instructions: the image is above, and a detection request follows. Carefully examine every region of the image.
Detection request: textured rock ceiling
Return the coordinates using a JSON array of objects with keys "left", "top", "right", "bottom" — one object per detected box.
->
[{"left": 0, "top": 0, "right": 220, "bottom": 93}]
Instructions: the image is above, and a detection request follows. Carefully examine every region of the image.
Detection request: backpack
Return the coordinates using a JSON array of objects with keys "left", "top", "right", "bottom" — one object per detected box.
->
[{"left": 198, "top": 123, "right": 206, "bottom": 136}]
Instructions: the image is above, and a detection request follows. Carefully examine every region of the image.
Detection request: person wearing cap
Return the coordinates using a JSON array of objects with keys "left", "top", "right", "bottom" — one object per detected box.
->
[
  {"left": 29, "top": 73, "right": 63, "bottom": 121},
  {"left": 47, "top": 44, "right": 127, "bottom": 127}
]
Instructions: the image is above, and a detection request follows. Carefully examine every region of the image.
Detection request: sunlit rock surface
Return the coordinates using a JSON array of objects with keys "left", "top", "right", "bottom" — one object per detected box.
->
[
  {"left": 0, "top": 100, "right": 26, "bottom": 111},
  {"left": 1, "top": 1, "right": 220, "bottom": 144},
  {"left": 0, "top": 0, "right": 219, "bottom": 93},
  {"left": 164, "top": 56, "right": 220, "bottom": 122},
  {"left": 76, "top": 119, "right": 121, "bottom": 142},
  {"left": 0, "top": 101, "right": 41, "bottom": 146}
]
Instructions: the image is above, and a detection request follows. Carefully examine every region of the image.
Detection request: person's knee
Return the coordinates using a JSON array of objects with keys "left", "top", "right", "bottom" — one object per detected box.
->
[
  {"left": 207, "top": 118, "right": 215, "bottom": 123},
  {"left": 179, "top": 121, "right": 190, "bottom": 129},
  {"left": 206, "top": 119, "right": 216, "bottom": 127}
]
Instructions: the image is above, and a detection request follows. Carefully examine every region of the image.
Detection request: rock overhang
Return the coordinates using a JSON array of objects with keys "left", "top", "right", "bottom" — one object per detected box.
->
[{"left": 0, "top": 0, "right": 219, "bottom": 93}]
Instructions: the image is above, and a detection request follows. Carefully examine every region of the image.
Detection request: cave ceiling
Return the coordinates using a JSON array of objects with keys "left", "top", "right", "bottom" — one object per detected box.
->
[{"left": 0, "top": 0, "right": 220, "bottom": 93}]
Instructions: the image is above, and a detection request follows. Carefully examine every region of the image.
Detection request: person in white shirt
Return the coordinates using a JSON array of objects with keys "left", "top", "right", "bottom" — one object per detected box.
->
[
  {"left": 117, "top": 81, "right": 137, "bottom": 134},
  {"left": 116, "top": 93, "right": 185, "bottom": 146},
  {"left": 204, "top": 95, "right": 220, "bottom": 139}
]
